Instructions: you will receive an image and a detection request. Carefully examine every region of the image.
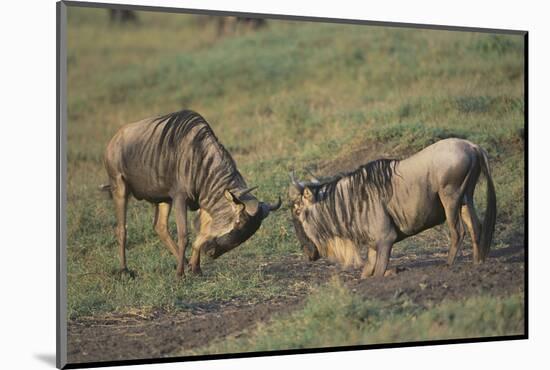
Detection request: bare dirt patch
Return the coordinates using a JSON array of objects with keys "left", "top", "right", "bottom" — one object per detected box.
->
[
  {"left": 351, "top": 245, "right": 524, "bottom": 306},
  {"left": 67, "top": 245, "right": 524, "bottom": 364},
  {"left": 67, "top": 298, "right": 301, "bottom": 364}
]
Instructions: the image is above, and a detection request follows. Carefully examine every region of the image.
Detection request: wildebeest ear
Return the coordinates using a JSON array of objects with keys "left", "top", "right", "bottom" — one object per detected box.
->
[
  {"left": 224, "top": 189, "right": 235, "bottom": 202},
  {"left": 224, "top": 190, "right": 246, "bottom": 212},
  {"left": 224, "top": 190, "right": 241, "bottom": 204},
  {"left": 303, "top": 187, "right": 314, "bottom": 202}
]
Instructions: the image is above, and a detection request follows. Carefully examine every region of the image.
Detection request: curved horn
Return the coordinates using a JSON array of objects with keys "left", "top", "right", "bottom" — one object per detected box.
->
[
  {"left": 289, "top": 171, "right": 302, "bottom": 188},
  {"left": 237, "top": 186, "right": 258, "bottom": 198},
  {"left": 268, "top": 196, "right": 282, "bottom": 211},
  {"left": 305, "top": 168, "right": 320, "bottom": 183},
  {"left": 289, "top": 170, "right": 297, "bottom": 184},
  {"left": 261, "top": 196, "right": 282, "bottom": 219}
]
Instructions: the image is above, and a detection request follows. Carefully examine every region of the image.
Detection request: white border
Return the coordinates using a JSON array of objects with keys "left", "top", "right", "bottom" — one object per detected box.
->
[{"left": 2, "top": 1, "right": 547, "bottom": 369}]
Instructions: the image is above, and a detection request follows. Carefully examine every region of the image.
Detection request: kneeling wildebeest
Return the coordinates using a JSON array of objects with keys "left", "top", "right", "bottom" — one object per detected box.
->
[
  {"left": 289, "top": 138, "right": 496, "bottom": 278},
  {"left": 102, "top": 109, "right": 281, "bottom": 277}
]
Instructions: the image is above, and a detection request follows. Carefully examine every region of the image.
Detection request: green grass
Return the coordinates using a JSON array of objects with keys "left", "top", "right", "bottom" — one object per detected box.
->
[
  {"left": 66, "top": 5, "right": 525, "bottom": 323},
  {"left": 189, "top": 278, "right": 524, "bottom": 354}
]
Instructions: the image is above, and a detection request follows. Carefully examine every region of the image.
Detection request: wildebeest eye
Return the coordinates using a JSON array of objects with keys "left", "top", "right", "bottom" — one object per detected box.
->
[{"left": 292, "top": 202, "right": 303, "bottom": 216}]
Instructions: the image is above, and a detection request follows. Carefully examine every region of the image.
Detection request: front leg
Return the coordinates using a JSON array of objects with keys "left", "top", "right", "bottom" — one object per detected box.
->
[
  {"left": 373, "top": 240, "right": 394, "bottom": 277},
  {"left": 173, "top": 195, "right": 189, "bottom": 277},
  {"left": 361, "top": 247, "right": 377, "bottom": 279},
  {"left": 188, "top": 236, "right": 205, "bottom": 275},
  {"left": 367, "top": 211, "right": 398, "bottom": 278}
]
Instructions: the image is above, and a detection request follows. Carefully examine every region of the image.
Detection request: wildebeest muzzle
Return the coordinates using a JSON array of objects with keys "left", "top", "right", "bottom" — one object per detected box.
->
[
  {"left": 291, "top": 213, "right": 320, "bottom": 261},
  {"left": 203, "top": 200, "right": 281, "bottom": 259}
]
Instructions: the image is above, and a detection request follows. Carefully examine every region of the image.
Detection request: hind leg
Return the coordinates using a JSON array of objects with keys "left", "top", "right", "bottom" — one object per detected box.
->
[
  {"left": 441, "top": 194, "right": 466, "bottom": 266},
  {"left": 460, "top": 162, "right": 483, "bottom": 264},
  {"left": 461, "top": 199, "right": 482, "bottom": 264},
  {"left": 111, "top": 175, "right": 129, "bottom": 271},
  {"left": 153, "top": 202, "right": 188, "bottom": 264}
]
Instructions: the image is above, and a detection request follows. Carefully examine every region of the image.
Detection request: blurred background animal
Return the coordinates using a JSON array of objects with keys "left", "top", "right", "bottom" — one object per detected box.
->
[{"left": 108, "top": 9, "right": 138, "bottom": 24}]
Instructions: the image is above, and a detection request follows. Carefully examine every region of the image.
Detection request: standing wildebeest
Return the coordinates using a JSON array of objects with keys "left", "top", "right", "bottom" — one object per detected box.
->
[
  {"left": 102, "top": 110, "right": 281, "bottom": 277},
  {"left": 289, "top": 138, "right": 496, "bottom": 278}
]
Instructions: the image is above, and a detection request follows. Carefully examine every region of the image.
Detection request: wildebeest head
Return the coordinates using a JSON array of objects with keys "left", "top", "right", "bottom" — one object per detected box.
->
[
  {"left": 203, "top": 187, "right": 282, "bottom": 259},
  {"left": 288, "top": 172, "right": 320, "bottom": 261}
]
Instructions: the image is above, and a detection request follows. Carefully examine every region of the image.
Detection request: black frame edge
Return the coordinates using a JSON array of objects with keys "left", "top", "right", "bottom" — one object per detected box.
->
[
  {"left": 63, "top": 335, "right": 527, "bottom": 369},
  {"left": 523, "top": 32, "right": 529, "bottom": 338}
]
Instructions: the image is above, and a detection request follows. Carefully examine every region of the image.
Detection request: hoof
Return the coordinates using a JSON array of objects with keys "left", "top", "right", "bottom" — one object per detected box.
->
[
  {"left": 191, "top": 266, "right": 203, "bottom": 276},
  {"left": 115, "top": 268, "right": 135, "bottom": 279},
  {"left": 172, "top": 256, "right": 188, "bottom": 267},
  {"left": 360, "top": 272, "right": 373, "bottom": 280}
]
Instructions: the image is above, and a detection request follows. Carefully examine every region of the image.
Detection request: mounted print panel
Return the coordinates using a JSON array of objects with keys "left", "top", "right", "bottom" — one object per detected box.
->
[{"left": 57, "top": 1, "right": 527, "bottom": 368}]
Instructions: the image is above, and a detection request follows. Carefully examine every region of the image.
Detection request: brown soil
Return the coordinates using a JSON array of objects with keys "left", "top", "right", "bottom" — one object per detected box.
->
[
  {"left": 67, "top": 245, "right": 525, "bottom": 364},
  {"left": 351, "top": 244, "right": 525, "bottom": 306}
]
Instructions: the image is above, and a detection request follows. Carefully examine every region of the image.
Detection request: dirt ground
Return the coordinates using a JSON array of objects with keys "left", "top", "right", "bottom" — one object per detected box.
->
[{"left": 67, "top": 244, "right": 525, "bottom": 364}]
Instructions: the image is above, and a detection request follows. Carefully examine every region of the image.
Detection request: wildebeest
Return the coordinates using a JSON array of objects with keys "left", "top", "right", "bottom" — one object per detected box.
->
[
  {"left": 289, "top": 138, "right": 496, "bottom": 278},
  {"left": 102, "top": 110, "right": 281, "bottom": 277},
  {"left": 217, "top": 17, "right": 266, "bottom": 35},
  {"left": 108, "top": 9, "right": 138, "bottom": 24}
]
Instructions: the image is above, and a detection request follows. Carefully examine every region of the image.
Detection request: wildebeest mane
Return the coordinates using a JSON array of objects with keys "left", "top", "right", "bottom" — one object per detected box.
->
[
  {"left": 307, "top": 159, "right": 397, "bottom": 199},
  {"left": 153, "top": 109, "right": 227, "bottom": 154},
  {"left": 350, "top": 158, "right": 397, "bottom": 198},
  {"left": 149, "top": 110, "right": 245, "bottom": 207},
  {"left": 303, "top": 159, "right": 398, "bottom": 242}
]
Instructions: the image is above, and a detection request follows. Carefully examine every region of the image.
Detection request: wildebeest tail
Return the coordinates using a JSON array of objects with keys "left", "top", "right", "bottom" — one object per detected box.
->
[
  {"left": 99, "top": 183, "right": 113, "bottom": 199},
  {"left": 478, "top": 148, "right": 496, "bottom": 261}
]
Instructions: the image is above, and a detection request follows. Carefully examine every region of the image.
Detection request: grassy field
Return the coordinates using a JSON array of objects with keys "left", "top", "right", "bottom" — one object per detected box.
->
[{"left": 65, "top": 6, "right": 525, "bottom": 350}]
